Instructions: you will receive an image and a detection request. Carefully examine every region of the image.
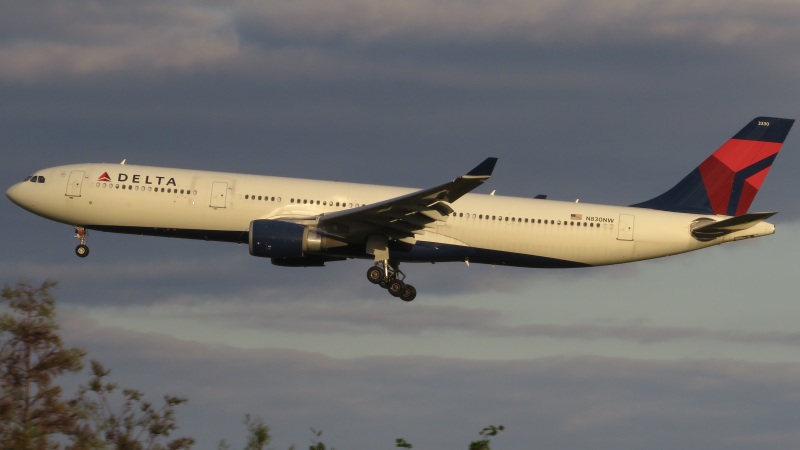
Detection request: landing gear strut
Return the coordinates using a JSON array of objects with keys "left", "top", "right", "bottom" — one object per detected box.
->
[
  {"left": 366, "top": 260, "right": 417, "bottom": 302},
  {"left": 74, "top": 227, "right": 89, "bottom": 258}
]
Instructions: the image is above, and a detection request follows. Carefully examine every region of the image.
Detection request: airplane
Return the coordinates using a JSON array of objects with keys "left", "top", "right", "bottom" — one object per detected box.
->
[{"left": 5, "top": 117, "right": 794, "bottom": 302}]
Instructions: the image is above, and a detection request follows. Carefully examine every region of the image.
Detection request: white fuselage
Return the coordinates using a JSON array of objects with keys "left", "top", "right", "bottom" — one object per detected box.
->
[{"left": 6, "top": 163, "right": 775, "bottom": 268}]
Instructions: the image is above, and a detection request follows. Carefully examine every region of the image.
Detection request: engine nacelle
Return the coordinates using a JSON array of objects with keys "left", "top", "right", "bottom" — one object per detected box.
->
[
  {"left": 248, "top": 219, "right": 343, "bottom": 258},
  {"left": 271, "top": 256, "right": 345, "bottom": 267}
]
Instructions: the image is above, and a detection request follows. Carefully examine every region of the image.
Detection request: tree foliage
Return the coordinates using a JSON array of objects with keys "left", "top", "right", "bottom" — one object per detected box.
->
[
  {"left": 0, "top": 280, "right": 86, "bottom": 449},
  {"left": 243, "top": 414, "right": 270, "bottom": 450},
  {"left": 73, "top": 360, "right": 195, "bottom": 450},
  {"left": 468, "top": 425, "right": 505, "bottom": 450},
  {"left": 395, "top": 438, "right": 413, "bottom": 448}
]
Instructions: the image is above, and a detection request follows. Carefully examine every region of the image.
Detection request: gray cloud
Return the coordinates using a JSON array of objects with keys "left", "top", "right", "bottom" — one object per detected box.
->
[
  {"left": 0, "top": 1, "right": 238, "bottom": 82},
  {"left": 5, "top": 0, "right": 800, "bottom": 85},
  {"left": 82, "top": 296, "right": 800, "bottom": 348}
]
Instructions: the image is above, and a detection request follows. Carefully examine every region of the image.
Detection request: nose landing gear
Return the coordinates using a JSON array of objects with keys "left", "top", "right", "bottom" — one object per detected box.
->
[
  {"left": 74, "top": 227, "right": 89, "bottom": 258},
  {"left": 367, "top": 260, "right": 417, "bottom": 302}
]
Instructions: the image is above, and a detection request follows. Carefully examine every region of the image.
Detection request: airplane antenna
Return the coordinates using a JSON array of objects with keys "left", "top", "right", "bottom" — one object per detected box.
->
[
  {"left": 575, "top": 198, "right": 580, "bottom": 203},
  {"left": 490, "top": 190, "right": 496, "bottom": 196},
  {"left": 120, "top": 159, "right": 126, "bottom": 165}
]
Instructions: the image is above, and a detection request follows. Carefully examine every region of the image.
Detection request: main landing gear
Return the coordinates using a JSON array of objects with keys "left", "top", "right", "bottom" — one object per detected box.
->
[
  {"left": 367, "top": 260, "right": 417, "bottom": 302},
  {"left": 74, "top": 227, "right": 89, "bottom": 258}
]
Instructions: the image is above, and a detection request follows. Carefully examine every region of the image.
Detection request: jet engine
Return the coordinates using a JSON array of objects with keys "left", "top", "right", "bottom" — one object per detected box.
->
[{"left": 248, "top": 219, "right": 345, "bottom": 258}]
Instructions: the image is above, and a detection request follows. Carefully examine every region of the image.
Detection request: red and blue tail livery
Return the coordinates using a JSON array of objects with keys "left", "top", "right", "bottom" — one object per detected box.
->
[{"left": 633, "top": 117, "right": 794, "bottom": 215}]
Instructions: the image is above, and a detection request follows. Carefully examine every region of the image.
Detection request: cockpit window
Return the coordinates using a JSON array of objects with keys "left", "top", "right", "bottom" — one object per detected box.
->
[
  {"left": 24, "top": 176, "right": 32, "bottom": 182},
  {"left": 26, "top": 175, "right": 46, "bottom": 183},
  {"left": 37, "top": 176, "right": 45, "bottom": 183},
  {"left": 29, "top": 176, "right": 36, "bottom": 183}
]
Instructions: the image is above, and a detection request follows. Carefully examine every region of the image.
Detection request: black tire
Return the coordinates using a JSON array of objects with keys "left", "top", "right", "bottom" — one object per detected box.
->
[
  {"left": 75, "top": 244, "right": 89, "bottom": 258},
  {"left": 366, "top": 266, "right": 383, "bottom": 284},
  {"left": 388, "top": 279, "right": 405, "bottom": 297},
  {"left": 400, "top": 285, "right": 417, "bottom": 302}
]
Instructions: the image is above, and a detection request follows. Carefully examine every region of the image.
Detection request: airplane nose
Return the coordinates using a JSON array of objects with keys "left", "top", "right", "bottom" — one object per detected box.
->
[{"left": 6, "top": 183, "right": 25, "bottom": 207}]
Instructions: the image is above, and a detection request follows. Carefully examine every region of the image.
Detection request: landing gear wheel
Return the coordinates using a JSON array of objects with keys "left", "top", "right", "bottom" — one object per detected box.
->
[
  {"left": 366, "top": 266, "right": 384, "bottom": 284},
  {"left": 75, "top": 244, "right": 89, "bottom": 258},
  {"left": 399, "top": 284, "right": 416, "bottom": 302},
  {"left": 367, "top": 259, "right": 419, "bottom": 300},
  {"left": 388, "top": 279, "right": 405, "bottom": 297},
  {"left": 73, "top": 227, "right": 89, "bottom": 258}
]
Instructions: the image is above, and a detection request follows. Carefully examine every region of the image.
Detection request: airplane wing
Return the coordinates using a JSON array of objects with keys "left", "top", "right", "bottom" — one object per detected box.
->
[{"left": 317, "top": 157, "right": 497, "bottom": 243}]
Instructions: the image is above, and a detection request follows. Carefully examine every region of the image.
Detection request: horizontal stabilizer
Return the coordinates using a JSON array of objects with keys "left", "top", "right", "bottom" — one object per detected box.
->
[{"left": 691, "top": 212, "right": 776, "bottom": 241}]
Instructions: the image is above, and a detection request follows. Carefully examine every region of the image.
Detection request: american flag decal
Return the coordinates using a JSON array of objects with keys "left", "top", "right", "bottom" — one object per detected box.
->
[{"left": 570, "top": 214, "right": 582, "bottom": 220}]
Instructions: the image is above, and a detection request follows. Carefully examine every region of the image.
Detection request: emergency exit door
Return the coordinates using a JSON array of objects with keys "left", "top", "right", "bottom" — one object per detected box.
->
[
  {"left": 209, "top": 182, "right": 228, "bottom": 208},
  {"left": 65, "top": 171, "right": 84, "bottom": 197},
  {"left": 617, "top": 214, "right": 635, "bottom": 241}
]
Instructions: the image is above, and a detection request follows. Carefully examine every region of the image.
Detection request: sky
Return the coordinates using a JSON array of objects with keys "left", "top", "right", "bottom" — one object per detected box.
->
[{"left": 3, "top": 0, "right": 800, "bottom": 448}]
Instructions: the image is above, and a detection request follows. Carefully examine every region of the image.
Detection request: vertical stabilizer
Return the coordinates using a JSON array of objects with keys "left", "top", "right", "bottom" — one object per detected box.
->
[{"left": 632, "top": 117, "right": 794, "bottom": 215}]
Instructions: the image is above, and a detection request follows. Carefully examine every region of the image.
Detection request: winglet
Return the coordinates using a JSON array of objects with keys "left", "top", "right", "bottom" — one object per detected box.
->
[{"left": 465, "top": 157, "right": 498, "bottom": 178}]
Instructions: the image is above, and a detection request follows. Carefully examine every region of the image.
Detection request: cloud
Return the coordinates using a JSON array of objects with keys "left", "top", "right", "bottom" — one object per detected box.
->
[
  {"left": 68, "top": 285, "right": 800, "bottom": 349},
  {"left": 5, "top": 0, "right": 800, "bottom": 84},
  {"left": 236, "top": 0, "right": 800, "bottom": 46},
  {"left": 0, "top": 0, "right": 239, "bottom": 82}
]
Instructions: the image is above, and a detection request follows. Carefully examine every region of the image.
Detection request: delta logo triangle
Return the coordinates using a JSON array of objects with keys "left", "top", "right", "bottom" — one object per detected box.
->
[{"left": 98, "top": 172, "right": 111, "bottom": 182}]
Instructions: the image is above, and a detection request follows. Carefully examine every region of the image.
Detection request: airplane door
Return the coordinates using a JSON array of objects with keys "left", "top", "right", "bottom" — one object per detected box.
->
[
  {"left": 66, "top": 171, "right": 84, "bottom": 197},
  {"left": 617, "top": 214, "right": 635, "bottom": 241},
  {"left": 210, "top": 181, "right": 228, "bottom": 208}
]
